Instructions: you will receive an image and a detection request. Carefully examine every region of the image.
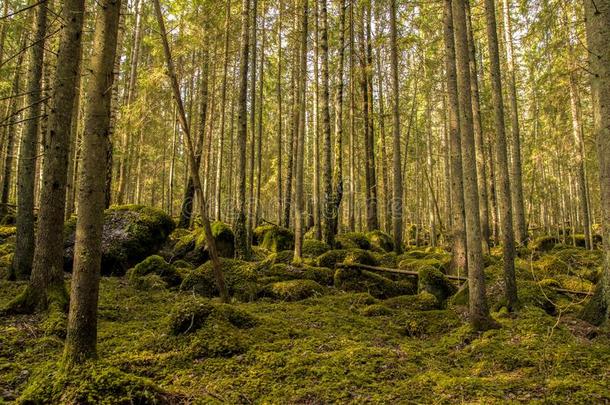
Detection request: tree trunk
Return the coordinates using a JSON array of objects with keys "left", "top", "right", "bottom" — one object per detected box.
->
[
  {"left": 63, "top": 0, "right": 122, "bottom": 365},
  {"left": 452, "top": 0, "right": 495, "bottom": 331},
  {"left": 234, "top": 0, "right": 251, "bottom": 259},
  {"left": 580, "top": 0, "right": 610, "bottom": 325},
  {"left": 390, "top": 0, "right": 403, "bottom": 254},
  {"left": 276, "top": 0, "right": 283, "bottom": 226},
  {"left": 153, "top": 0, "right": 229, "bottom": 302},
  {"left": 502, "top": 0, "right": 527, "bottom": 244},
  {"left": 247, "top": 0, "right": 258, "bottom": 242},
  {"left": 293, "top": 0, "right": 308, "bottom": 263},
  {"left": 484, "top": 0, "right": 518, "bottom": 310},
  {"left": 12, "top": 0, "right": 48, "bottom": 280},
  {"left": 443, "top": 0, "right": 467, "bottom": 276}
]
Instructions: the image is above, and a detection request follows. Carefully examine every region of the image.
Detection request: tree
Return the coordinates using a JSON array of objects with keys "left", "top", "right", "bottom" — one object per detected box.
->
[
  {"left": 390, "top": 0, "right": 403, "bottom": 254},
  {"left": 484, "top": 0, "right": 518, "bottom": 310},
  {"left": 234, "top": 0, "right": 251, "bottom": 259},
  {"left": 320, "top": 0, "right": 333, "bottom": 246},
  {"left": 452, "top": 0, "right": 495, "bottom": 331},
  {"left": 581, "top": 0, "right": 610, "bottom": 325},
  {"left": 64, "top": 0, "right": 122, "bottom": 365},
  {"left": 6, "top": 0, "right": 86, "bottom": 314},
  {"left": 11, "top": 0, "right": 47, "bottom": 279},
  {"left": 443, "top": 0, "right": 467, "bottom": 276}
]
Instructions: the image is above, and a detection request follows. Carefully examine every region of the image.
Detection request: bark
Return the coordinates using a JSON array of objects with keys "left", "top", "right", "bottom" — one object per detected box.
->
[
  {"left": 293, "top": 0, "right": 308, "bottom": 263},
  {"left": 320, "top": 0, "right": 333, "bottom": 247},
  {"left": 443, "top": 0, "right": 467, "bottom": 276},
  {"left": 234, "top": 0, "right": 251, "bottom": 259},
  {"left": 12, "top": 0, "right": 48, "bottom": 280},
  {"left": 466, "top": 1, "right": 490, "bottom": 253},
  {"left": 581, "top": 0, "right": 610, "bottom": 324},
  {"left": 247, "top": 0, "right": 258, "bottom": 241},
  {"left": 276, "top": 0, "right": 283, "bottom": 225},
  {"left": 64, "top": 0, "right": 122, "bottom": 365},
  {"left": 254, "top": 5, "right": 266, "bottom": 227},
  {"left": 390, "top": 0, "right": 403, "bottom": 254},
  {"left": 312, "top": 0, "right": 321, "bottom": 239},
  {"left": 502, "top": 0, "right": 527, "bottom": 244},
  {"left": 153, "top": 0, "right": 229, "bottom": 302},
  {"left": 452, "top": 0, "right": 495, "bottom": 331},
  {"left": 484, "top": 0, "right": 518, "bottom": 310},
  {"left": 13, "top": 0, "right": 86, "bottom": 314}
]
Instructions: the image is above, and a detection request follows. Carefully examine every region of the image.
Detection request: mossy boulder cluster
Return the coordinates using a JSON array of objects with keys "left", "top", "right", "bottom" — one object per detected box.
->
[
  {"left": 63, "top": 205, "right": 175, "bottom": 276},
  {"left": 253, "top": 224, "right": 294, "bottom": 252},
  {"left": 170, "top": 221, "right": 235, "bottom": 265}
]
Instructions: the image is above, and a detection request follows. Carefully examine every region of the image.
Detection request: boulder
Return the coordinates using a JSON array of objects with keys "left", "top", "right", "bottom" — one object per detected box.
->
[
  {"left": 63, "top": 205, "right": 175, "bottom": 276},
  {"left": 253, "top": 224, "right": 294, "bottom": 252},
  {"left": 171, "top": 221, "right": 235, "bottom": 265}
]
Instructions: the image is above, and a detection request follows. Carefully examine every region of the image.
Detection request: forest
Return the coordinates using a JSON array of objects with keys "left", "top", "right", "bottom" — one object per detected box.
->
[{"left": 0, "top": 0, "right": 609, "bottom": 402}]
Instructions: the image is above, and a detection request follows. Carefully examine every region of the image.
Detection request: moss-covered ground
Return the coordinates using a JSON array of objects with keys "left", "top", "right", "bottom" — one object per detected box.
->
[{"left": 1, "top": 266, "right": 609, "bottom": 403}]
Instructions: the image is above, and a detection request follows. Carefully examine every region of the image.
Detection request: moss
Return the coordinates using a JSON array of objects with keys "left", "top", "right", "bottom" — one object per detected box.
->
[
  {"left": 360, "top": 304, "right": 395, "bottom": 317},
  {"left": 316, "top": 249, "right": 349, "bottom": 268},
  {"left": 64, "top": 205, "right": 175, "bottom": 276},
  {"left": 392, "top": 309, "right": 462, "bottom": 338},
  {"left": 0, "top": 225, "right": 16, "bottom": 240},
  {"left": 180, "top": 258, "right": 259, "bottom": 301},
  {"left": 418, "top": 266, "right": 457, "bottom": 305},
  {"left": 19, "top": 362, "right": 173, "bottom": 404},
  {"left": 188, "top": 321, "right": 249, "bottom": 358},
  {"left": 334, "top": 267, "right": 414, "bottom": 298},
  {"left": 515, "top": 280, "right": 561, "bottom": 315},
  {"left": 399, "top": 257, "right": 449, "bottom": 272},
  {"left": 259, "top": 263, "right": 334, "bottom": 286},
  {"left": 366, "top": 230, "right": 394, "bottom": 252},
  {"left": 335, "top": 232, "right": 371, "bottom": 250},
  {"left": 172, "top": 222, "right": 235, "bottom": 265},
  {"left": 374, "top": 252, "right": 399, "bottom": 268},
  {"left": 580, "top": 282, "right": 608, "bottom": 326},
  {"left": 301, "top": 239, "right": 330, "bottom": 258},
  {"left": 129, "top": 255, "right": 182, "bottom": 287},
  {"left": 343, "top": 249, "right": 378, "bottom": 266},
  {"left": 263, "top": 279, "right": 326, "bottom": 301},
  {"left": 530, "top": 235, "right": 560, "bottom": 252},
  {"left": 172, "top": 259, "right": 194, "bottom": 270},
  {"left": 384, "top": 292, "right": 440, "bottom": 311},
  {"left": 254, "top": 225, "right": 295, "bottom": 252},
  {"left": 260, "top": 250, "right": 294, "bottom": 267}
]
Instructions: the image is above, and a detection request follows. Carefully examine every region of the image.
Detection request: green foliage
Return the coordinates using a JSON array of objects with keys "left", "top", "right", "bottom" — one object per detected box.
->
[{"left": 129, "top": 255, "right": 182, "bottom": 287}]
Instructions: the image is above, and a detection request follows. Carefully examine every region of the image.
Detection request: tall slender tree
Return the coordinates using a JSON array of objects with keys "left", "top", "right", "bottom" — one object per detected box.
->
[
  {"left": 64, "top": 0, "right": 122, "bottom": 365},
  {"left": 390, "top": 0, "right": 403, "bottom": 254}
]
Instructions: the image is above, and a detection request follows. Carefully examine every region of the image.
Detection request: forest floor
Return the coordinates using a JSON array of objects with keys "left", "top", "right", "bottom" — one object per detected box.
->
[{"left": 2, "top": 242, "right": 610, "bottom": 404}]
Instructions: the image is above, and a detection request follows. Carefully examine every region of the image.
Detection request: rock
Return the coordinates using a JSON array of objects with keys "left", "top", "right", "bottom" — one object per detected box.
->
[
  {"left": 253, "top": 224, "right": 294, "bottom": 252},
  {"left": 171, "top": 221, "right": 234, "bottom": 265},
  {"left": 417, "top": 266, "right": 457, "bottom": 305},
  {"left": 366, "top": 230, "right": 394, "bottom": 252},
  {"left": 262, "top": 279, "right": 325, "bottom": 301},
  {"left": 63, "top": 205, "right": 175, "bottom": 276},
  {"left": 334, "top": 267, "right": 415, "bottom": 299},
  {"left": 302, "top": 239, "right": 331, "bottom": 258},
  {"left": 335, "top": 232, "right": 371, "bottom": 250},
  {"left": 180, "top": 258, "right": 259, "bottom": 301},
  {"left": 128, "top": 255, "right": 182, "bottom": 287}
]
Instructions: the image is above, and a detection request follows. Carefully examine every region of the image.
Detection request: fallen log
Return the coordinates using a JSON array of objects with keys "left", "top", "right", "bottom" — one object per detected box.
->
[
  {"left": 551, "top": 287, "right": 594, "bottom": 297},
  {"left": 335, "top": 263, "right": 467, "bottom": 282}
]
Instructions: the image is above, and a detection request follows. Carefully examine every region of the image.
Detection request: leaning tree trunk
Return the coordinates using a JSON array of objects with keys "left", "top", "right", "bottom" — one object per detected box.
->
[
  {"left": 12, "top": 0, "right": 48, "bottom": 280},
  {"left": 6, "top": 0, "right": 86, "bottom": 315},
  {"left": 443, "top": 0, "right": 467, "bottom": 276},
  {"left": 153, "top": 0, "right": 229, "bottom": 302},
  {"left": 452, "top": 0, "right": 495, "bottom": 331},
  {"left": 580, "top": 0, "right": 610, "bottom": 326},
  {"left": 64, "top": 0, "right": 122, "bottom": 366},
  {"left": 484, "top": 0, "right": 518, "bottom": 310}
]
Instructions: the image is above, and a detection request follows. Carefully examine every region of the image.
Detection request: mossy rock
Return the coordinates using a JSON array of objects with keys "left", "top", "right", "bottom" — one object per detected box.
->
[
  {"left": 366, "top": 230, "right": 394, "bottom": 252},
  {"left": 392, "top": 309, "right": 462, "bottom": 337},
  {"left": 262, "top": 279, "right": 326, "bottom": 301},
  {"left": 334, "top": 267, "right": 414, "bottom": 299},
  {"left": 515, "top": 280, "right": 561, "bottom": 315},
  {"left": 336, "top": 232, "right": 371, "bottom": 250},
  {"left": 253, "top": 224, "right": 294, "bottom": 252},
  {"left": 398, "top": 257, "right": 445, "bottom": 272},
  {"left": 384, "top": 292, "right": 440, "bottom": 311},
  {"left": 580, "top": 282, "right": 608, "bottom": 326},
  {"left": 374, "top": 252, "right": 399, "bottom": 268},
  {"left": 180, "top": 258, "right": 259, "bottom": 301},
  {"left": 172, "top": 221, "right": 235, "bottom": 265},
  {"left": 530, "top": 235, "right": 561, "bottom": 252},
  {"left": 19, "top": 363, "right": 174, "bottom": 404},
  {"left": 260, "top": 250, "right": 294, "bottom": 267},
  {"left": 302, "top": 239, "right": 331, "bottom": 258},
  {"left": 63, "top": 205, "right": 175, "bottom": 276},
  {"left": 316, "top": 249, "right": 349, "bottom": 268},
  {"left": 258, "top": 263, "right": 334, "bottom": 286},
  {"left": 128, "top": 255, "right": 182, "bottom": 287},
  {"left": 0, "top": 225, "right": 16, "bottom": 241},
  {"left": 343, "top": 249, "right": 378, "bottom": 266},
  {"left": 188, "top": 320, "right": 249, "bottom": 358},
  {"left": 418, "top": 266, "right": 457, "bottom": 305},
  {"left": 167, "top": 296, "right": 257, "bottom": 335}
]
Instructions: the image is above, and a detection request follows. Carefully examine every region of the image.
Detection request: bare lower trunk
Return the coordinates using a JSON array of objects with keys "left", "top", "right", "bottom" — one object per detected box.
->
[{"left": 390, "top": 0, "right": 403, "bottom": 254}]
